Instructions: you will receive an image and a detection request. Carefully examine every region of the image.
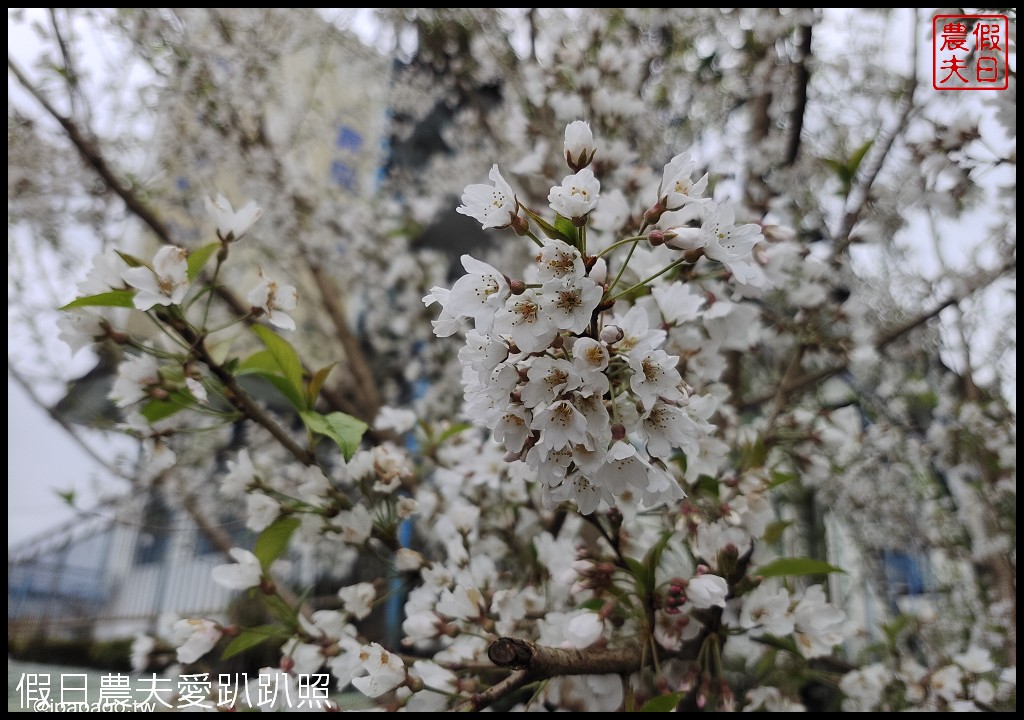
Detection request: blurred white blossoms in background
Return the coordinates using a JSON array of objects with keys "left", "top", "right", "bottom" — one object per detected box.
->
[
  {"left": 211, "top": 547, "right": 263, "bottom": 590},
  {"left": 351, "top": 642, "right": 406, "bottom": 697},
  {"left": 171, "top": 617, "right": 222, "bottom": 664}
]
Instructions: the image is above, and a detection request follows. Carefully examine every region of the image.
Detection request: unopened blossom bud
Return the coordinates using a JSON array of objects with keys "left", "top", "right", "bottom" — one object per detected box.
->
[
  {"left": 611, "top": 423, "right": 627, "bottom": 441},
  {"left": 643, "top": 201, "right": 666, "bottom": 228},
  {"left": 589, "top": 256, "right": 608, "bottom": 285},
  {"left": 549, "top": 334, "right": 564, "bottom": 350},
  {"left": 601, "top": 325, "right": 624, "bottom": 345},
  {"left": 663, "top": 227, "right": 702, "bottom": 251},
  {"left": 508, "top": 278, "right": 527, "bottom": 295},
  {"left": 648, "top": 229, "right": 677, "bottom": 247},
  {"left": 280, "top": 655, "right": 295, "bottom": 673},
  {"left": 564, "top": 120, "right": 596, "bottom": 172}
]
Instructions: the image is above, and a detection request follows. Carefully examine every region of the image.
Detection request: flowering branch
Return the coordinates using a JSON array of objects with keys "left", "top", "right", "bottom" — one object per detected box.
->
[
  {"left": 158, "top": 312, "right": 316, "bottom": 467},
  {"left": 455, "top": 638, "right": 645, "bottom": 711}
]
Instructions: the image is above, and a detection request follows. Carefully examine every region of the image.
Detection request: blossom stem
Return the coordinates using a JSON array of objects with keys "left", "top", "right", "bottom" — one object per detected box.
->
[
  {"left": 200, "top": 251, "right": 225, "bottom": 330},
  {"left": 596, "top": 236, "right": 647, "bottom": 259},
  {"left": 604, "top": 239, "right": 641, "bottom": 295},
  {"left": 606, "top": 257, "right": 689, "bottom": 303},
  {"left": 524, "top": 229, "right": 545, "bottom": 248}
]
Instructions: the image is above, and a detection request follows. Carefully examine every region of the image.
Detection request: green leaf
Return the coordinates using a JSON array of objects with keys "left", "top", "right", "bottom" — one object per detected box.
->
[
  {"left": 300, "top": 410, "right": 368, "bottom": 461},
  {"left": 140, "top": 391, "right": 192, "bottom": 423},
  {"left": 553, "top": 213, "right": 579, "bottom": 247},
  {"left": 752, "top": 633, "right": 801, "bottom": 655},
  {"left": 768, "top": 470, "right": 797, "bottom": 489},
  {"left": 623, "top": 556, "right": 648, "bottom": 593},
  {"left": 755, "top": 557, "right": 845, "bottom": 578},
  {"left": 762, "top": 520, "right": 792, "bottom": 545},
  {"left": 236, "top": 350, "right": 306, "bottom": 410},
  {"left": 306, "top": 363, "right": 336, "bottom": 406},
  {"left": 577, "top": 598, "right": 605, "bottom": 612},
  {"left": 253, "top": 516, "right": 301, "bottom": 571},
  {"left": 639, "top": 692, "right": 684, "bottom": 712},
  {"left": 520, "top": 205, "right": 573, "bottom": 244},
  {"left": 436, "top": 422, "right": 472, "bottom": 444},
  {"left": 236, "top": 349, "right": 282, "bottom": 375},
  {"left": 115, "top": 250, "right": 146, "bottom": 268},
  {"left": 740, "top": 435, "right": 768, "bottom": 470},
  {"left": 60, "top": 289, "right": 136, "bottom": 311},
  {"left": 882, "top": 614, "right": 912, "bottom": 645},
  {"left": 187, "top": 242, "right": 220, "bottom": 281},
  {"left": 251, "top": 326, "right": 306, "bottom": 410},
  {"left": 263, "top": 592, "right": 300, "bottom": 628},
  {"left": 643, "top": 531, "right": 674, "bottom": 586},
  {"left": 221, "top": 625, "right": 285, "bottom": 660},
  {"left": 847, "top": 139, "right": 874, "bottom": 177}
]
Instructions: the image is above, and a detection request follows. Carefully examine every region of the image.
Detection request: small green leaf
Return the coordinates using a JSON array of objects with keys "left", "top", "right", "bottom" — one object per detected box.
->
[
  {"left": 740, "top": 435, "right": 768, "bottom": 470},
  {"left": 553, "top": 213, "right": 579, "bottom": 247},
  {"left": 115, "top": 250, "right": 146, "bottom": 268},
  {"left": 235, "top": 350, "right": 306, "bottom": 410},
  {"left": 768, "top": 471, "right": 797, "bottom": 488},
  {"left": 187, "top": 242, "right": 220, "bottom": 281},
  {"left": 60, "top": 289, "right": 136, "bottom": 311},
  {"left": 752, "top": 633, "right": 801, "bottom": 655},
  {"left": 251, "top": 326, "right": 306, "bottom": 410},
  {"left": 300, "top": 410, "right": 368, "bottom": 461},
  {"left": 307, "top": 364, "right": 336, "bottom": 407},
  {"left": 140, "top": 391, "right": 191, "bottom": 423},
  {"left": 221, "top": 625, "right": 285, "bottom": 660},
  {"left": 263, "top": 593, "right": 299, "bottom": 628},
  {"left": 762, "top": 520, "right": 792, "bottom": 545},
  {"left": 643, "top": 531, "right": 674, "bottom": 585},
  {"left": 639, "top": 692, "right": 684, "bottom": 712},
  {"left": 436, "top": 422, "right": 472, "bottom": 444},
  {"left": 755, "top": 557, "right": 845, "bottom": 578},
  {"left": 520, "top": 205, "right": 572, "bottom": 244},
  {"left": 577, "top": 598, "right": 605, "bottom": 612},
  {"left": 253, "top": 516, "right": 301, "bottom": 571},
  {"left": 236, "top": 349, "right": 282, "bottom": 375},
  {"left": 623, "top": 556, "right": 649, "bottom": 593},
  {"left": 847, "top": 139, "right": 874, "bottom": 177}
]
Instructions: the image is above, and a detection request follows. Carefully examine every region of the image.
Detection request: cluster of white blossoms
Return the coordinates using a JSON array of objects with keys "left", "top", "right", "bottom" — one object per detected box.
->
[{"left": 425, "top": 121, "right": 762, "bottom": 514}]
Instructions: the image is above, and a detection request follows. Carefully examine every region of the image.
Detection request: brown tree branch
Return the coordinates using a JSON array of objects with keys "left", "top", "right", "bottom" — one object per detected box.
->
[
  {"left": 830, "top": 19, "right": 919, "bottom": 261},
  {"left": 455, "top": 638, "right": 644, "bottom": 711},
  {"left": 162, "top": 313, "right": 317, "bottom": 468},
  {"left": 304, "top": 258, "right": 382, "bottom": 421},
  {"left": 783, "top": 23, "right": 813, "bottom": 167}
]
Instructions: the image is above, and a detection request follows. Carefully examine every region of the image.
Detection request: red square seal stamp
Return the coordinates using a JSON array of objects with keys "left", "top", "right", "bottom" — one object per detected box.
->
[{"left": 933, "top": 14, "right": 1009, "bottom": 90}]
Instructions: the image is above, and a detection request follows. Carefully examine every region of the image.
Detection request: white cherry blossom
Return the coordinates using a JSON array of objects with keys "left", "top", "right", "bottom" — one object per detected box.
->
[
  {"left": 122, "top": 245, "right": 190, "bottom": 311},
  {"left": 457, "top": 164, "right": 517, "bottom": 229}
]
